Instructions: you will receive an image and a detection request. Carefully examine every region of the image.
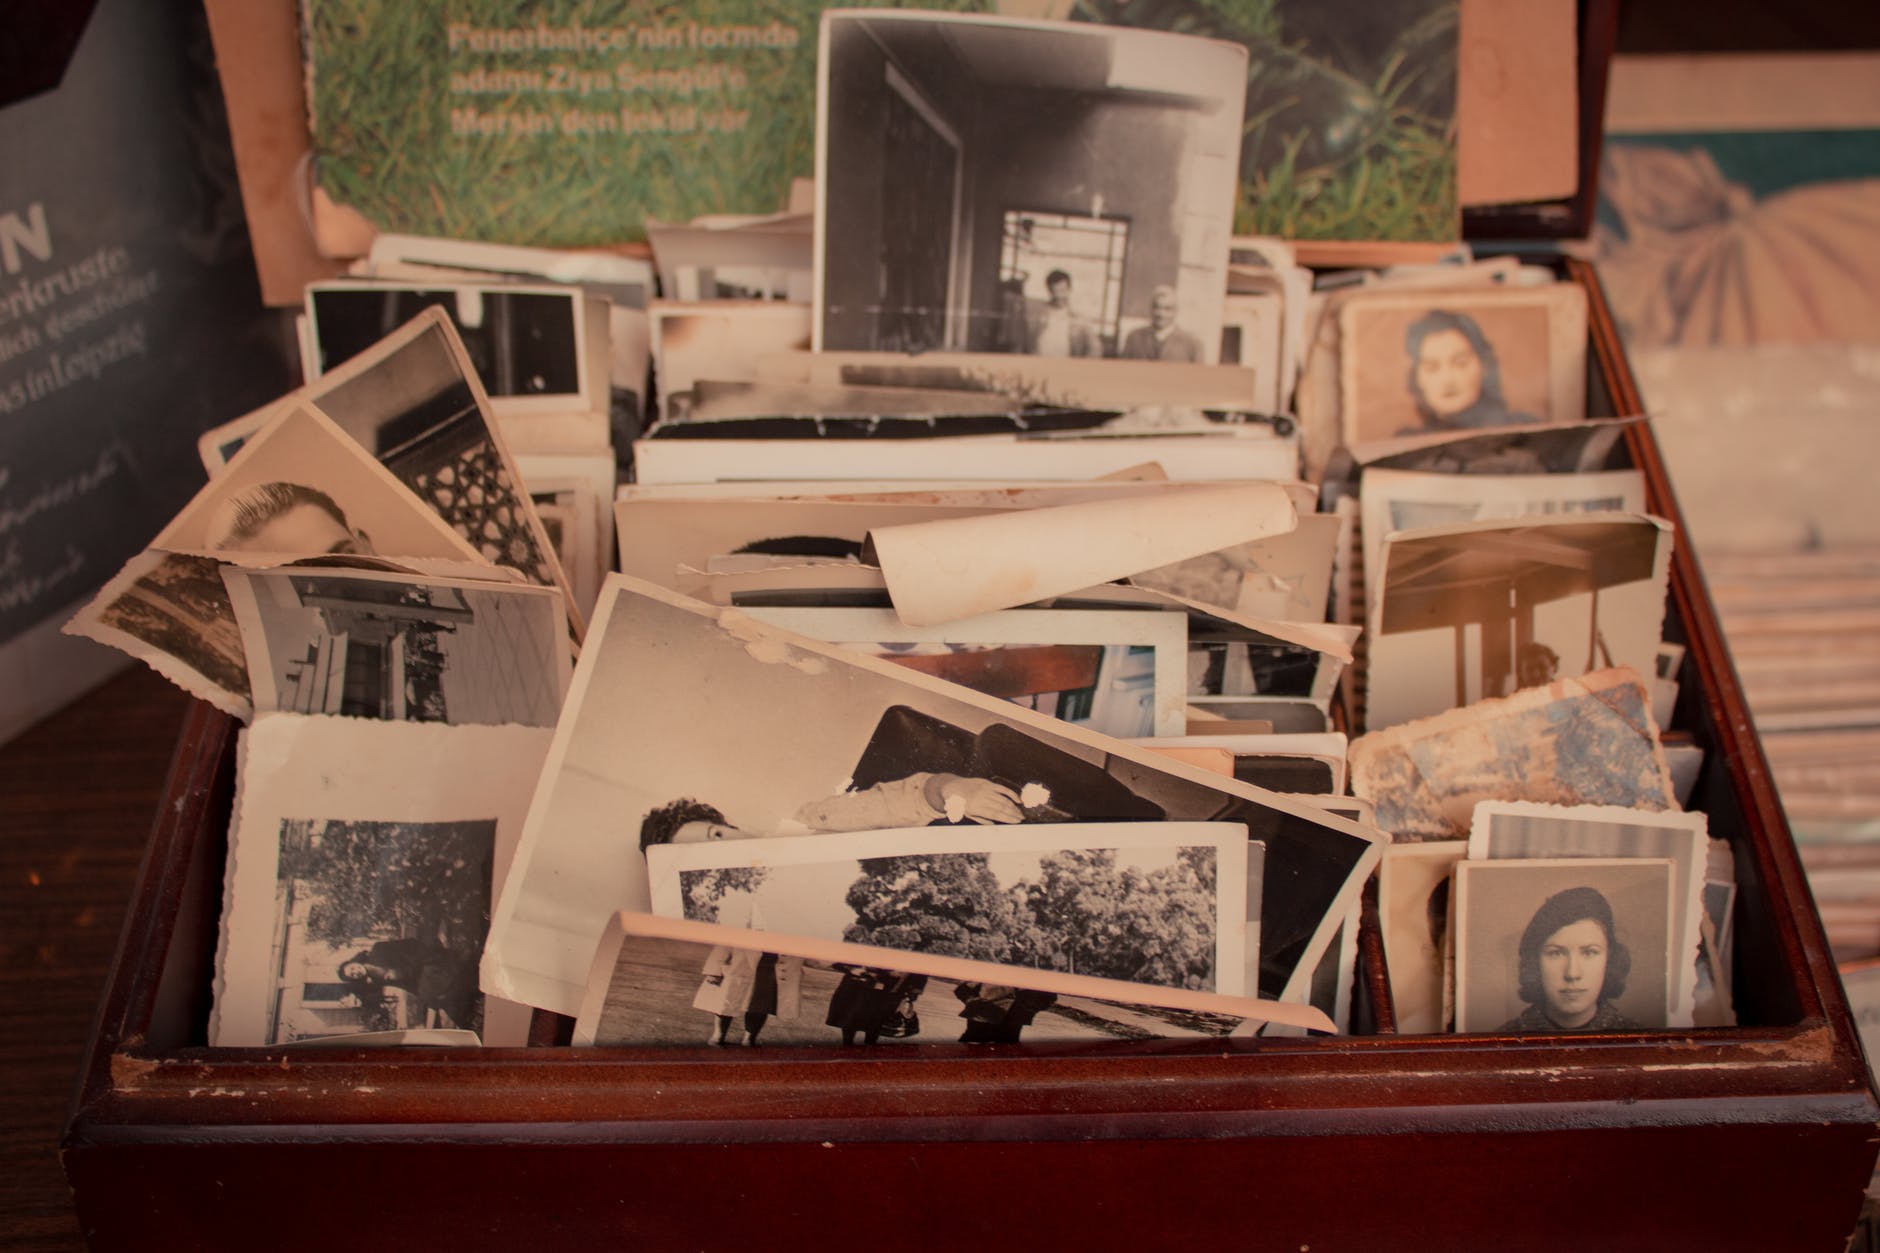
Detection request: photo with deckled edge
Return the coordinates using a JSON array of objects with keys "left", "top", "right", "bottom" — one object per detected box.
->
[{"left": 1467, "top": 798, "right": 1710, "bottom": 1030}]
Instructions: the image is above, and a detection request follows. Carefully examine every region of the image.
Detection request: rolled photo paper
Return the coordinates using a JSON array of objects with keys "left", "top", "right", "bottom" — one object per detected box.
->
[{"left": 871, "top": 483, "right": 1297, "bottom": 627}]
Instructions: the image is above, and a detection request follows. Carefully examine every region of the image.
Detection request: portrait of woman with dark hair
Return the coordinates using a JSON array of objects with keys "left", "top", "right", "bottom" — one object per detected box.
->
[
  {"left": 1498, "top": 885, "right": 1640, "bottom": 1032},
  {"left": 1400, "top": 308, "right": 1539, "bottom": 435}
]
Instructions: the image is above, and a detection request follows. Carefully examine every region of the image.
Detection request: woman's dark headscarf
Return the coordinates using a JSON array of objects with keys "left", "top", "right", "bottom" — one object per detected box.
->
[
  {"left": 1405, "top": 308, "right": 1509, "bottom": 429},
  {"left": 1516, "top": 885, "right": 1631, "bottom": 1006}
]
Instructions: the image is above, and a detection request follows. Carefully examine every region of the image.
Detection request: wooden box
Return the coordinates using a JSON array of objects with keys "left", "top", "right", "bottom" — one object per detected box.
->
[{"left": 62, "top": 6, "right": 1879, "bottom": 1250}]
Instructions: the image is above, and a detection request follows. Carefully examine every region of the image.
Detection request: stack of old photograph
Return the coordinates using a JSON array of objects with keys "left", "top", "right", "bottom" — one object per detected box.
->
[{"left": 67, "top": 6, "right": 1726, "bottom": 1050}]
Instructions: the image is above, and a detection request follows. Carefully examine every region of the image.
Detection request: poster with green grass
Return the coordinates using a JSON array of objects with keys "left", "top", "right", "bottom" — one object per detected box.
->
[
  {"left": 305, "top": 0, "right": 987, "bottom": 247},
  {"left": 306, "top": 0, "right": 1455, "bottom": 249}
]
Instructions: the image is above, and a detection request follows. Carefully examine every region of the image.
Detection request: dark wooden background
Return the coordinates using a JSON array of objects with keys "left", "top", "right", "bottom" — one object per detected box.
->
[{"left": 2, "top": 667, "right": 189, "bottom": 1250}]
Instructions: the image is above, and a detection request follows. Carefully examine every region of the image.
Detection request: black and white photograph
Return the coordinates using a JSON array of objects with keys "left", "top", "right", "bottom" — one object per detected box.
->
[
  {"left": 631, "top": 425, "right": 1299, "bottom": 485},
  {"left": 1352, "top": 415, "right": 1638, "bottom": 476},
  {"left": 359, "top": 232, "right": 656, "bottom": 455},
  {"left": 1364, "top": 514, "right": 1673, "bottom": 731},
  {"left": 211, "top": 715, "right": 553, "bottom": 1047},
  {"left": 1453, "top": 857, "right": 1676, "bottom": 1034},
  {"left": 1336, "top": 285, "right": 1588, "bottom": 447},
  {"left": 1358, "top": 468, "right": 1648, "bottom": 609},
  {"left": 222, "top": 567, "right": 571, "bottom": 727},
  {"left": 649, "top": 301, "right": 813, "bottom": 425},
  {"left": 68, "top": 550, "right": 254, "bottom": 719},
  {"left": 614, "top": 496, "right": 997, "bottom": 600},
  {"left": 573, "top": 913, "right": 1334, "bottom": 1047},
  {"left": 526, "top": 476, "right": 599, "bottom": 618},
  {"left": 1349, "top": 666, "right": 1679, "bottom": 842},
  {"left": 815, "top": 12, "right": 1244, "bottom": 362},
  {"left": 644, "top": 215, "right": 814, "bottom": 307},
  {"left": 482, "top": 576, "right": 1383, "bottom": 1018},
  {"left": 160, "top": 401, "right": 486, "bottom": 566},
  {"left": 1170, "top": 602, "right": 1357, "bottom": 715},
  {"left": 1132, "top": 513, "right": 1341, "bottom": 623},
  {"left": 1379, "top": 840, "right": 1468, "bottom": 1034},
  {"left": 645, "top": 821, "right": 1246, "bottom": 994},
  {"left": 257, "top": 815, "right": 495, "bottom": 1044},
  {"left": 1219, "top": 291, "right": 1284, "bottom": 413},
  {"left": 1467, "top": 800, "right": 1710, "bottom": 1029},
  {"left": 737, "top": 605, "right": 1188, "bottom": 738},
  {"left": 518, "top": 449, "right": 616, "bottom": 618},
  {"left": 305, "top": 280, "right": 609, "bottom": 417},
  {"left": 200, "top": 313, "right": 574, "bottom": 605}
]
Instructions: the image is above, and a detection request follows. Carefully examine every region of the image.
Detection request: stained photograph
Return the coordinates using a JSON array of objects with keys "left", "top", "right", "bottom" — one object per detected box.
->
[{"left": 817, "top": 13, "right": 1243, "bottom": 362}]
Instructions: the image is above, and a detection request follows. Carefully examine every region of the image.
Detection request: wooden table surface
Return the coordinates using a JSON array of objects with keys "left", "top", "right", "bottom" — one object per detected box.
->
[{"left": 0, "top": 667, "right": 191, "bottom": 1251}]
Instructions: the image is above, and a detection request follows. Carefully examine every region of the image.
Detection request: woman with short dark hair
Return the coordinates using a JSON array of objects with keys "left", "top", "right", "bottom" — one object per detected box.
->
[{"left": 1498, "top": 885, "right": 1640, "bottom": 1032}]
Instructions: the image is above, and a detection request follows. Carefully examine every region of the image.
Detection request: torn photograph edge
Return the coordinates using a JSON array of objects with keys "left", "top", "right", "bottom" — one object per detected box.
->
[{"left": 210, "top": 714, "right": 554, "bottom": 1048}]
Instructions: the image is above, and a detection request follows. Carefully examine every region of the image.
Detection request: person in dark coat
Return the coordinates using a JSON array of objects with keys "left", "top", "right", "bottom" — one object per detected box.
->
[
  {"left": 825, "top": 966, "right": 927, "bottom": 1046},
  {"left": 338, "top": 936, "right": 477, "bottom": 1030},
  {"left": 954, "top": 982, "right": 1057, "bottom": 1043}
]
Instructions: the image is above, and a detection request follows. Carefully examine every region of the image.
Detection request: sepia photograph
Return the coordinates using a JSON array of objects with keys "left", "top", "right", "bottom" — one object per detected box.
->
[
  {"left": 1379, "top": 840, "right": 1468, "bottom": 1034},
  {"left": 1358, "top": 468, "right": 1648, "bottom": 610},
  {"left": 1364, "top": 514, "right": 1673, "bottom": 731},
  {"left": 1468, "top": 800, "right": 1710, "bottom": 1029},
  {"left": 1337, "top": 285, "right": 1588, "bottom": 447},
  {"left": 67, "top": 550, "right": 254, "bottom": 719},
  {"left": 645, "top": 821, "right": 1246, "bottom": 994},
  {"left": 650, "top": 301, "right": 813, "bottom": 424},
  {"left": 305, "top": 280, "right": 607, "bottom": 416},
  {"left": 1349, "top": 666, "right": 1679, "bottom": 842},
  {"left": 1454, "top": 857, "right": 1675, "bottom": 1035},
  {"left": 738, "top": 605, "right": 1189, "bottom": 738},
  {"left": 161, "top": 401, "right": 486, "bottom": 567},
  {"left": 573, "top": 913, "right": 1333, "bottom": 1047},
  {"left": 1132, "top": 513, "right": 1341, "bottom": 623},
  {"left": 815, "top": 12, "right": 1244, "bottom": 362},
  {"left": 222, "top": 567, "right": 571, "bottom": 727},
  {"left": 483, "top": 576, "right": 1383, "bottom": 1018},
  {"left": 1219, "top": 291, "right": 1284, "bottom": 412},
  {"left": 211, "top": 715, "right": 553, "bottom": 1047}
]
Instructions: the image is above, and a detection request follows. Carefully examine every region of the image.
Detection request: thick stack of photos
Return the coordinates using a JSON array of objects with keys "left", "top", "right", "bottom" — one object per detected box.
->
[{"left": 76, "top": 6, "right": 1729, "bottom": 1052}]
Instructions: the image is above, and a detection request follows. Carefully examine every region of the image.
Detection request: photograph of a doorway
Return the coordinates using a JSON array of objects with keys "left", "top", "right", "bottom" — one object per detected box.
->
[{"left": 815, "top": 12, "right": 1245, "bottom": 362}]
